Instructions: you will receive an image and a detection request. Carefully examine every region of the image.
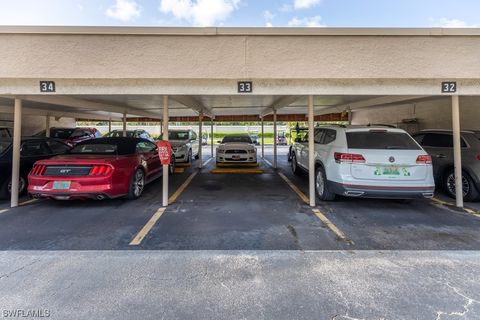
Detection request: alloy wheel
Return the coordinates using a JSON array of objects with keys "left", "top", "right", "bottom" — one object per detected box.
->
[
  {"left": 446, "top": 173, "right": 469, "bottom": 197},
  {"left": 133, "top": 170, "right": 145, "bottom": 197}
]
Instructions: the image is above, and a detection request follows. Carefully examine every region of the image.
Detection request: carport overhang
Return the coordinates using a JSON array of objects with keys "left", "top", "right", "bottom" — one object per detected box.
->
[{"left": 1, "top": 26, "right": 479, "bottom": 208}]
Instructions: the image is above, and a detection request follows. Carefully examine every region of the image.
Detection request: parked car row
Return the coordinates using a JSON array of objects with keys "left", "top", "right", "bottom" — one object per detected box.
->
[{"left": 290, "top": 126, "right": 480, "bottom": 202}]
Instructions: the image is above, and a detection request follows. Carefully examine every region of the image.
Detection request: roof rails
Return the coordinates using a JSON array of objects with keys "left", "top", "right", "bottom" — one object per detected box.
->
[{"left": 366, "top": 123, "right": 397, "bottom": 128}]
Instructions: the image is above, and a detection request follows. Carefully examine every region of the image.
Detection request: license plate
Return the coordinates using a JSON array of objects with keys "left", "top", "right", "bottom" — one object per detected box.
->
[
  {"left": 232, "top": 155, "right": 241, "bottom": 160},
  {"left": 53, "top": 181, "right": 71, "bottom": 190},
  {"left": 374, "top": 166, "right": 411, "bottom": 177}
]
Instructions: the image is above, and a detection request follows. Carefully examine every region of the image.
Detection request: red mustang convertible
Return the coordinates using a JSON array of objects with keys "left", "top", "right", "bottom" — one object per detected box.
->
[{"left": 28, "top": 137, "right": 174, "bottom": 200}]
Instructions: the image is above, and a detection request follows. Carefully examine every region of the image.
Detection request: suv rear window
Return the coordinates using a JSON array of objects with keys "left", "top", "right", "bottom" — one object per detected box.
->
[{"left": 347, "top": 131, "right": 421, "bottom": 150}]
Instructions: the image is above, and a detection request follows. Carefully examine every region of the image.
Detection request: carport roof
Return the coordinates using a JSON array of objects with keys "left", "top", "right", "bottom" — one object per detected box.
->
[{"left": 1, "top": 26, "right": 480, "bottom": 36}]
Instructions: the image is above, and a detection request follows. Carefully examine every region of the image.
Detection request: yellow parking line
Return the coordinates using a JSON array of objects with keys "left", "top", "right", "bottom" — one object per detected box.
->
[
  {"left": 277, "top": 171, "right": 352, "bottom": 244},
  {"left": 19, "top": 199, "right": 38, "bottom": 206},
  {"left": 129, "top": 207, "right": 167, "bottom": 246},
  {"left": 312, "top": 208, "right": 353, "bottom": 244},
  {"left": 216, "top": 163, "right": 259, "bottom": 168},
  {"left": 278, "top": 172, "right": 309, "bottom": 204},
  {"left": 168, "top": 171, "right": 198, "bottom": 204},
  {"left": 130, "top": 171, "right": 199, "bottom": 246},
  {"left": 211, "top": 168, "right": 263, "bottom": 174},
  {"left": 431, "top": 197, "right": 480, "bottom": 217},
  {"left": 176, "top": 163, "right": 191, "bottom": 168},
  {"left": 174, "top": 168, "right": 185, "bottom": 174}
]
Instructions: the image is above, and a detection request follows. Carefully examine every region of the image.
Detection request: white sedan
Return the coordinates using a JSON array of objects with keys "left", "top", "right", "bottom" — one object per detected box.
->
[{"left": 216, "top": 134, "right": 257, "bottom": 164}]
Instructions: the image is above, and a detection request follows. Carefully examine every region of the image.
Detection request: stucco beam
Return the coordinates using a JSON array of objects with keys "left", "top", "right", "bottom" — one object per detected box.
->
[
  {"left": 11, "top": 95, "right": 163, "bottom": 120},
  {"left": 0, "top": 105, "right": 122, "bottom": 121},
  {"left": 170, "top": 95, "right": 215, "bottom": 119},
  {"left": 314, "top": 95, "right": 430, "bottom": 116},
  {"left": 260, "top": 95, "right": 301, "bottom": 118}
]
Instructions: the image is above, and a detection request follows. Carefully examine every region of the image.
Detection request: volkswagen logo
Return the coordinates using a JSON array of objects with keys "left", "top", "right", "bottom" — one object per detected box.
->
[{"left": 389, "top": 156, "right": 395, "bottom": 163}]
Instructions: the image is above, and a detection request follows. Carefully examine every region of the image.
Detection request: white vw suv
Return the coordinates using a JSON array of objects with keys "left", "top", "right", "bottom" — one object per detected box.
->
[{"left": 290, "top": 126, "right": 435, "bottom": 201}]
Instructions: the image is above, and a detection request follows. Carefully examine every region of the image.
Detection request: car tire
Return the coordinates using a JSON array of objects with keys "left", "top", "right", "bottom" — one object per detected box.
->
[
  {"left": 315, "top": 166, "right": 336, "bottom": 201},
  {"left": 0, "top": 176, "right": 27, "bottom": 200},
  {"left": 187, "top": 149, "right": 192, "bottom": 164},
  {"left": 287, "top": 146, "right": 292, "bottom": 162},
  {"left": 443, "top": 169, "right": 480, "bottom": 202},
  {"left": 126, "top": 169, "right": 145, "bottom": 200},
  {"left": 291, "top": 153, "right": 301, "bottom": 175},
  {"left": 169, "top": 158, "right": 176, "bottom": 176}
]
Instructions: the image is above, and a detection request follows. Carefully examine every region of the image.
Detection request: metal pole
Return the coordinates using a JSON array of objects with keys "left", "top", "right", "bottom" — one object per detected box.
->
[
  {"left": 45, "top": 115, "right": 51, "bottom": 137},
  {"left": 162, "top": 96, "right": 169, "bottom": 207},
  {"left": 452, "top": 95, "right": 463, "bottom": 208},
  {"left": 198, "top": 113, "right": 203, "bottom": 169},
  {"left": 210, "top": 119, "right": 214, "bottom": 158},
  {"left": 273, "top": 110, "right": 277, "bottom": 169},
  {"left": 308, "top": 95, "right": 315, "bottom": 207},
  {"left": 122, "top": 112, "right": 127, "bottom": 137},
  {"left": 11, "top": 99, "right": 22, "bottom": 208},
  {"left": 261, "top": 117, "right": 265, "bottom": 158},
  {"left": 347, "top": 107, "right": 352, "bottom": 125},
  {"left": 108, "top": 118, "right": 112, "bottom": 133}
]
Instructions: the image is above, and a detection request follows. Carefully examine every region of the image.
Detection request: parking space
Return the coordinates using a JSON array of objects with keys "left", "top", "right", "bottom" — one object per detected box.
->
[
  {"left": 0, "top": 144, "right": 479, "bottom": 252},
  {"left": 269, "top": 147, "right": 480, "bottom": 250}
]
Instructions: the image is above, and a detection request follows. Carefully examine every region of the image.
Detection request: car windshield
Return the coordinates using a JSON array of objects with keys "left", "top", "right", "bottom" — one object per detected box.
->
[
  {"left": 346, "top": 131, "right": 421, "bottom": 150},
  {"left": 222, "top": 135, "right": 252, "bottom": 143},
  {"left": 105, "top": 131, "right": 134, "bottom": 138},
  {"left": 0, "top": 141, "right": 11, "bottom": 155},
  {"left": 50, "top": 129, "right": 75, "bottom": 139},
  {"left": 169, "top": 131, "right": 189, "bottom": 140},
  {"left": 70, "top": 144, "right": 118, "bottom": 154}
]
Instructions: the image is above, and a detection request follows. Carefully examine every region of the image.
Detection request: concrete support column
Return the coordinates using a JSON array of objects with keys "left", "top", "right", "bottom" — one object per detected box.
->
[
  {"left": 308, "top": 95, "right": 315, "bottom": 207},
  {"left": 11, "top": 98, "right": 22, "bottom": 208},
  {"left": 108, "top": 118, "right": 112, "bottom": 133},
  {"left": 273, "top": 110, "right": 277, "bottom": 169},
  {"left": 210, "top": 119, "right": 214, "bottom": 158},
  {"left": 452, "top": 95, "right": 463, "bottom": 208},
  {"left": 45, "top": 116, "right": 51, "bottom": 137},
  {"left": 261, "top": 117, "right": 265, "bottom": 159},
  {"left": 122, "top": 112, "right": 127, "bottom": 137},
  {"left": 162, "top": 96, "right": 169, "bottom": 207},
  {"left": 198, "top": 113, "right": 203, "bottom": 169},
  {"left": 347, "top": 107, "right": 352, "bottom": 125}
]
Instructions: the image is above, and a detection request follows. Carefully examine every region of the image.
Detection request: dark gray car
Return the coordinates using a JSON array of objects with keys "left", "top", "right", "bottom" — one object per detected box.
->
[{"left": 412, "top": 130, "right": 480, "bottom": 201}]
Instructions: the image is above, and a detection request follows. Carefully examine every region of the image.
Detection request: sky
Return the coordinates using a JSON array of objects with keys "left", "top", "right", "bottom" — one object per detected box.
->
[{"left": 0, "top": 0, "right": 479, "bottom": 28}]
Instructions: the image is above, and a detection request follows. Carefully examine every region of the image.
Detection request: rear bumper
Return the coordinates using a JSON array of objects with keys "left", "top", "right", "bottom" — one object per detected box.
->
[
  {"left": 327, "top": 180, "right": 435, "bottom": 199},
  {"left": 28, "top": 176, "right": 121, "bottom": 200}
]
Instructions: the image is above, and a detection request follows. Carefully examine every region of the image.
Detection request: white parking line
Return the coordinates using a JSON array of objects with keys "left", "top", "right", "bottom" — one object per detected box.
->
[
  {"left": 19, "top": 199, "right": 38, "bottom": 206},
  {"left": 202, "top": 157, "right": 213, "bottom": 167},
  {"left": 263, "top": 158, "right": 273, "bottom": 167},
  {"left": 0, "top": 208, "right": 9, "bottom": 214}
]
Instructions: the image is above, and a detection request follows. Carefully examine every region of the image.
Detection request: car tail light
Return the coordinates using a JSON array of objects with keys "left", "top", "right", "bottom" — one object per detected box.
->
[
  {"left": 416, "top": 155, "right": 432, "bottom": 164},
  {"left": 30, "top": 164, "right": 46, "bottom": 176},
  {"left": 89, "top": 165, "right": 113, "bottom": 176},
  {"left": 477, "top": 153, "right": 480, "bottom": 161},
  {"left": 334, "top": 152, "right": 366, "bottom": 163}
]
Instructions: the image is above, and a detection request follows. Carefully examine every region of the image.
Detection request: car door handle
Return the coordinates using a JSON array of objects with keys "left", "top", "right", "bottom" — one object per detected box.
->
[{"left": 435, "top": 154, "right": 446, "bottom": 158}]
